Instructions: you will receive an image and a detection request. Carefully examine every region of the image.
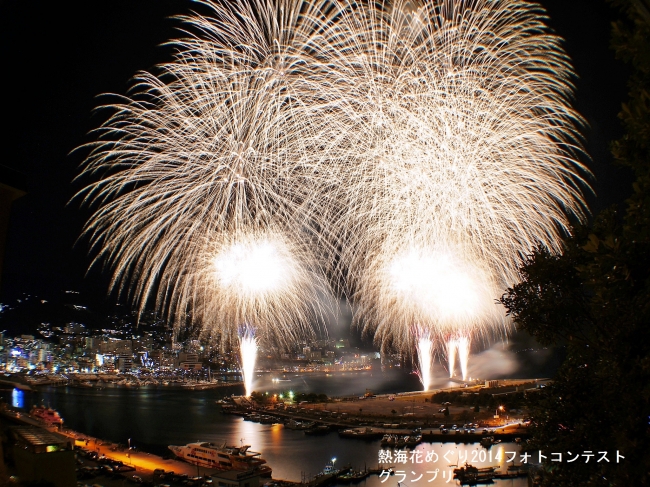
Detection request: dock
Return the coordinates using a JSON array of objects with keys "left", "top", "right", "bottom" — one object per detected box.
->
[
  {"left": 221, "top": 401, "right": 530, "bottom": 444},
  {"left": 0, "top": 407, "right": 218, "bottom": 481}
]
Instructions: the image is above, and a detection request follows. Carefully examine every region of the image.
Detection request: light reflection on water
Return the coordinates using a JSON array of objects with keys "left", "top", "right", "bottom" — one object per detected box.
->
[
  {"left": 0, "top": 370, "right": 526, "bottom": 487},
  {"left": 12, "top": 388, "right": 24, "bottom": 408}
]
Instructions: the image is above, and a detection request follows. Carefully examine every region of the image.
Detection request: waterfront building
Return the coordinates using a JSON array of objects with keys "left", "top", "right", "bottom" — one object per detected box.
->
[
  {"left": 211, "top": 469, "right": 261, "bottom": 487},
  {"left": 305, "top": 349, "right": 322, "bottom": 361},
  {"left": 10, "top": 425, "right": 75, "bottom": 487},
  {"left": 117, "top": 353, "right": 133, "bottom": 372},
  {"left": 84, "top": 337, "right": 100, "bottom": 352},
  {"left": 177, "top": 352, "right": 202, "bottom": 370}
]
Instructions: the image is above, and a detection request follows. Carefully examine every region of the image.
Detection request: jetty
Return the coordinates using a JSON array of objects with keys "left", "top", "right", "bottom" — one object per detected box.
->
[{"left": 218, "top": 398, "right": 530, "bottom": 444}]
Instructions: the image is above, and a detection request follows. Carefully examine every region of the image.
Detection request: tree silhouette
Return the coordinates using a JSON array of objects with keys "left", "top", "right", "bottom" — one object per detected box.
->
[{"left": 501, "top": 3, "right": 650, "bottom": 484}]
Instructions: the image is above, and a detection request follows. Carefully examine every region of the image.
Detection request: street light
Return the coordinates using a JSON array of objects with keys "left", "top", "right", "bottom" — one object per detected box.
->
[{"left": 495, "top": 406, "right": 504, "bottom": 426}]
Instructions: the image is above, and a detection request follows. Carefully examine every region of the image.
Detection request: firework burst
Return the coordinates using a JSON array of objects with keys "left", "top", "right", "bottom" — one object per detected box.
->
[
  {"left": 355, "top": 239, "right": 503, "bottom": 353},
  {"left": 75, "top": 0, "right": 336, "bottom": 352},
  {"left": 76, "top": 0, "right": 591, "bottom": 383},
  {"left": 312, "top": 0, "right": 591, "bottom": 358}
]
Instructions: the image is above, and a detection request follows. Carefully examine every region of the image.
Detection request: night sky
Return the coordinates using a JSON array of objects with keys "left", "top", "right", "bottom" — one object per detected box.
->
[{"left": 0, "top": 0, "right": 634, "bottom": 307}]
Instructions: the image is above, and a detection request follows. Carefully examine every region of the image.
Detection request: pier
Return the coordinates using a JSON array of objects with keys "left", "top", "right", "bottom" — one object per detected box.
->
[{"left": 223, "top": 397, "right": 530, "bottom": 444}]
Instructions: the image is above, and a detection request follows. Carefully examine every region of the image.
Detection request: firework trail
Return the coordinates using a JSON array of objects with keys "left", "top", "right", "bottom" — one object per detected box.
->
[
  {"left": 311, "top": 0, "right": 591, "bottom": 363},
  {"left": 75, "top": 0, "right": 336, "bottom": 358},
  {"left": 446, "top": 335, "right": 471, "bottom": 380},
  {"left": 415, "top": 326, "right": 434, "bottom": 391},
  {"left": 456, "top": 335, "right": 471, "bottom": 381},
  {"left": 447, "top": 338, "right": 457, "bottom": 378},
  {"left": 238, "top": 324, "right": 258, "bottom": 397}
]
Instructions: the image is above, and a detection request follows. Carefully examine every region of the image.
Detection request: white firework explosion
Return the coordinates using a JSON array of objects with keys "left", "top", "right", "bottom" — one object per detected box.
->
[
  {"left": 309, "top": 0, "right": 591, "bottom": 356},
  {"left": 76, "top": 0, "right": 591, "bottom": 371},
  {"left": 75, "top": 0, "right": 337, "bottom": 350}
]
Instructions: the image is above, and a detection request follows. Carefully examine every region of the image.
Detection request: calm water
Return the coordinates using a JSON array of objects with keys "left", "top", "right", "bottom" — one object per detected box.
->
[{"left": 3, "top": 369, "right": 527, "bottom": 487}]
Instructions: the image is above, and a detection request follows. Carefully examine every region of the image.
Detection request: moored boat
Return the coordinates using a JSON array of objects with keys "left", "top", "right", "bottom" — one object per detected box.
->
[
  {"left": 337, "top": 470, "right": 370, "bottom": 484},
  {"left": 405, "top": 434, "right": 422, "bottom": 447},
  {"left": 285, "top": 419, "right": 314, "bottom": 430},
  {"left": 304, "top": 424, "right": 332, "bottom": 435},
  {"left": 453, "top": 463, "right": 497, "bottom": 484},
  {"left": 168, "top": 441, "right": 272, "bottom": 476},
  {"left": 480, "top": 436, "right": 495, "bottom": 448},
  {"left": 338, "top": 427, "right": 381, "bottom": 439},
  {"left": 29, "top": 406, "right": 63, "bottom": 425}
]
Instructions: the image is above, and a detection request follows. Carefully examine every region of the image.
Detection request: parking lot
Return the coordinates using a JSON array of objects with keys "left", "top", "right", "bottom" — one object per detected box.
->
[{"left": 73, "top": 439, "right": 215, "bottom": 487}]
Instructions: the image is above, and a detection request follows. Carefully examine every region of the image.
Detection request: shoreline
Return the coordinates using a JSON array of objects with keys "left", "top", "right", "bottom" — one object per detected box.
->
[
  {"left": 223, "top": 388, "right": 532, "bottom": 444},
  {"left": 0, "top": 395, "right": 528, "bottom": 487}
]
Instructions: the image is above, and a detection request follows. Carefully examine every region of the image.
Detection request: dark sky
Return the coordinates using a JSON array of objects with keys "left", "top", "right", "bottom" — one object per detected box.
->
[{"left": 0, "top": 0, "right": 633, "bottom": 306}]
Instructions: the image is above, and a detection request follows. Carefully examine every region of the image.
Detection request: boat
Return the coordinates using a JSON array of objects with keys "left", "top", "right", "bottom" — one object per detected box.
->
[
  {"left": 405, "top": 434, "right": 422, "bottom": 447},
  {"left": 315, "top": 460, "right": 345, "bottom": 478},
  {"left": 304, "top": 424, "right": 331, "bottom": 435},
  {"left": 338, "top": 427, "right": 381, "bottom": 439},
  {"left": 29, "top": 406, "right": 63, "bottom": 425},
  {"left": 168, "top": 441, "right": 272, "bottom": 476},
  {"left": 480, "top": 436, "right": 495, "bottom": 448},
  {"left": 380, "top": 435, "right": 397, "bottom": 447},
  {"left": 337, "top": 470, "right": 370, "bottom": 483},
  {"left": 259, "top": 415, "right": 279, "bottom": 424},
  {"left": 285, "top": 419, "right": 314, "bottom": 430},
  {"left": 453, "top": 463, "right": 497, "bottom": 484},
  {"left": 220, "top": 404, "right": 245, "bottom": 415}
]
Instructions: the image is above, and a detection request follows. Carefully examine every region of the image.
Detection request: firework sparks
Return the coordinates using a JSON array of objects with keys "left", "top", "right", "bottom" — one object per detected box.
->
[
  {"left": 313, "top": 0, "right": 591, "bottom": 364},
  {"left": 457, "top": 335, "right": 471, "bottom": 381},
  {"left": 352, "top": 238, "right": 504, "bottom": 362},
  {"left": 238, "top": 324, "right": 258, "bottom": 397},
  {"left": 76, "top": 0, "right": 591, "bottom": 385},
  {"left": 385, "top": 247, "right": 492, "bottom": 326},
  {"left": 447, "top": 335, "right": 471, "bottom": 380},
  {"left": 415, "top": 326, "right": 434, "bottom": 391},
  {"left": 75, "top": 0, "right": 336, "bottom": 363},
  {"left": 447, "top": 338, "right": 457, "bottom": 379},
  {"left": 198, "top": 230, "right": 328, "bottom": 350}
]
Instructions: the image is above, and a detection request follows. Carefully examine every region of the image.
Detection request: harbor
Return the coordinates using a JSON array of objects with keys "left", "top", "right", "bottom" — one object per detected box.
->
[
  {"left": 1, "top": 403, "right": 398, "bottom": 487},
  {"left": 221, "top": 392, "right": 531, "bottom": 446},
  {"left": 0, "top": 371, "right": 532, "bottom": 487}
]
